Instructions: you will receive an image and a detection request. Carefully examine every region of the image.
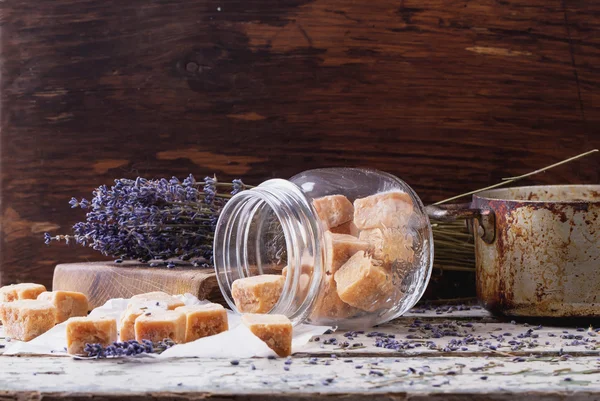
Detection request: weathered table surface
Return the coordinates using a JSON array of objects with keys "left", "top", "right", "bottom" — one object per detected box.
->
[{"left": 1, "top": 304, "right": 600, "bottom": 400}]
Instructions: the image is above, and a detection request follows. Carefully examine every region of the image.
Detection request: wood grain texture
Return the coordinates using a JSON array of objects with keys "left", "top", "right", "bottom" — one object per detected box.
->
[
  {"left": 2, "top": 357, "right": 600, "bottom": 400},
  {"left": 53, "top": 262, "right": 223, "bottom": 309},
  {"left": 1, "top": 0, "right": 599, "bottom": 289},
  {"left": 1, "top": 307, "right": 600, "bottom": 399}
]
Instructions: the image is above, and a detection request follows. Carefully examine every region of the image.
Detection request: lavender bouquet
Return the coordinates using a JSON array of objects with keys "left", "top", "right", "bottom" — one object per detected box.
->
[{"left": 44, "top": 175, "right": 248, "bottom": 267}]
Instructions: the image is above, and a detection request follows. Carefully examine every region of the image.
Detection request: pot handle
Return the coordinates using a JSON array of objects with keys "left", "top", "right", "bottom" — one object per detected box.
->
[{"left": 425, "top": 203, "right": 496, "bottom": 244}]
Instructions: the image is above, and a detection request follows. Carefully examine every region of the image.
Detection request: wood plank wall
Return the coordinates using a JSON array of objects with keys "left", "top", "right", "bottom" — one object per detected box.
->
[{"left": 1, "top": 0, "right": 598, "bottom": 288}]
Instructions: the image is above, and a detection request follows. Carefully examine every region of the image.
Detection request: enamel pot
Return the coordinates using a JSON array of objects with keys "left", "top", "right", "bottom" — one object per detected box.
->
[{"left": 427, "top": 185, "right": 600, "bottom": 317}]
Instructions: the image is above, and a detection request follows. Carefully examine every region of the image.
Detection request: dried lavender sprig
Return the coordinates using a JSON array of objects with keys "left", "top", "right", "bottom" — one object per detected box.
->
[
  {"left": 84, "top": 339, "right": 175, "bottom": 358},
  {"left": 44, "top": 174, "right": 252, "bottom": 264}
]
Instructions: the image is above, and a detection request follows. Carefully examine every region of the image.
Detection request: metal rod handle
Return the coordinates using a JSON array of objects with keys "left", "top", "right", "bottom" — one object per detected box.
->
[{"left": 426, "top": 204, "right": 496, "bottom": 244}]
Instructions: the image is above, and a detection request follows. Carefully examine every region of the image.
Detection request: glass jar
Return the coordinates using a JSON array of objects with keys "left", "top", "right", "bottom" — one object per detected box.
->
[{"left": 214, "top": 168, "right": 433, "bottom": 327}]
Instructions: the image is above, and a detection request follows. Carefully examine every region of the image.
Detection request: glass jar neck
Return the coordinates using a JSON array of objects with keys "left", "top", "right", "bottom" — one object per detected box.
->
[{"left": 213, "top": 179, "right": 324, "bottom": 325}]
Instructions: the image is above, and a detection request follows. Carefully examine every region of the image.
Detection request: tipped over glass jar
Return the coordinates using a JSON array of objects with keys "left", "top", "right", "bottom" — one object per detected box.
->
[{"left": 214, "top": 168, "right": 433, "bottom": 328}]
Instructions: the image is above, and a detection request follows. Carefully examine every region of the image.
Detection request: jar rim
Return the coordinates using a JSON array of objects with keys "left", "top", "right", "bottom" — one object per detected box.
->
[{"left": 213, "top": 179, "right": 325, "bottom": 326}]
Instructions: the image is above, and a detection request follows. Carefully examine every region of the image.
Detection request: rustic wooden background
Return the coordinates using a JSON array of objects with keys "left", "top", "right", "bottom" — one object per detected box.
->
[{"left": 1, "top": 0, "right": 598, "bottom": 290}]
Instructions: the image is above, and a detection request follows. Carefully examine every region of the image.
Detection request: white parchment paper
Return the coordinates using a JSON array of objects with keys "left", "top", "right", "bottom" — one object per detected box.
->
[{"left": 1, "top": 294, "right": 331, "bottom": 358}]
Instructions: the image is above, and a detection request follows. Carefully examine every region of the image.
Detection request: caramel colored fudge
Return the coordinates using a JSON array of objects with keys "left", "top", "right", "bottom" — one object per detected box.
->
[
  {"left": 127, "top": 292, "right": 185, "bottom": 310},
  {"left": 353, "top": 191, "right": 413, "bottom": 230},
  {"left": 242, "top": 313, "right": 292, "bottom": 357},
  {"left": 282, "top": 265, "right": 314, "bottom": 308},
  {"left": 66, "top": 316, "right": 117, "bottom": 355},
  {"left": 334, "top": 251, "right": 394, "bottom": 312},
  {"left": 324, "top": 232, "right": 369, "bottom": 276},
  {"left": 0, "top": 283, "right": 46, "bottom": 302},
  {"left": 0, "top": 300, "right": 56, "bottom": 341},
  {"left": 329, "top": 220, "right": 359, "bottom": 236},
  {"left": 37, "top": 291, "right": 89, "bottom": 324},
  {"left": 359, "top": 228, "right": 414, "bottom": 265},
  {"left": 309, "top": 277, "right": 359, "bottom": 321},
  {"left": 119, "top": 303, "right": 167, "bottom": 341},
  {"left": 231, "top": 275, "right": 285, "bottom": 313},
  {"left": 134, "top": 310, "right": 186, "bottom": 344},
  {"left": 175, "top": 303, "right": 228, "bottom": 342},
  {"left": 309, "top": 232, "right": 368, "bottom": 321},
  {"left": 313, "top": 194, "right": 354, "bottom": 229}
]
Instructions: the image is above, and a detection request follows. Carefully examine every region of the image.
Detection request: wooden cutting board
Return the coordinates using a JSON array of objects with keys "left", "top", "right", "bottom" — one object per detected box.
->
[{"left": 53, "top": 261, "right": 224, "bottom": 309}]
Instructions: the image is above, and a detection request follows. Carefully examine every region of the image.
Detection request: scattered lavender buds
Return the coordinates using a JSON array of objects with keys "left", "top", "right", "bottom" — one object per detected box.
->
[
  {"left": 44, "top": 175, "right": 249, "bottom": 264},
  {"left": 84, "top": 339, "right": 175, "bottom": 358}
]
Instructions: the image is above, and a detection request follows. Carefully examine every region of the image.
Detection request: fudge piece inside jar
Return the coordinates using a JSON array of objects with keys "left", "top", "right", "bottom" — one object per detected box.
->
[
  {"left": 334, "top": 251, "right": 395, "bottom": 312},
  {"left": 313, "top": 194, "right": 354, "bottom": 230},
  {"left": 353, "top": 191, "right": 414, "bottom": 230},
  {"left": 359, "top": 228, "right": 414, "bottom": 266},
  {"left": 309, "top": 232, "right": 369, "bottom": 322},
  {"left": 0, "top": 300, "right": 57, "bottom": 341},
  {"left": 353, "top": 191, "right": 415, "bottom": 299},
  {"left": 329, "top": 220, "right": 359, "bottom": 236}
]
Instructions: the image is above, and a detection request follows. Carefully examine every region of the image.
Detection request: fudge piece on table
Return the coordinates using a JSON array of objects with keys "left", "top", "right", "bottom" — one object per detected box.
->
[
  {"left": 128, "top": 291, "right": 185, "bottom": 310},
  {"left": 175, "top": 303, "right": 228, "bottom": 342},
  {"left": 134, "top": 310, "right": 186, "bottom": 344},
  {"left": 0, "top": 283, "right": 47, "bottom": 302},
  {"left": 66, "top": 316, "right": 117, "bottom": 355},
  {"left": 37, "top": 291, "right": 89, "bottom": 324},
  {"left": 0, "top": 300, "right": 56, "bottom": 341},
  {"left": 242, "top": 313, "right": 292, "bottom": 357},
  {"left": 231, "top": 275, "right": 285, "bottom": 314}
]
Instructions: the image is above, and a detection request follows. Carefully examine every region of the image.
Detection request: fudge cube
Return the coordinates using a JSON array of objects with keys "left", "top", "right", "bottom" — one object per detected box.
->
[
  {"left": 231, "top": 275, "right": 285, "bottom": 313},
  {"left": 281, "top": 264, "right": 314, "bottom": 279},
  {"left": 334, "top": 251, "right": 394, "bottom": 312},
  {"left": 324, "top": 232, "right": 369, "bottom": 276},
  {"left": 0, "top": 283, "right": 46, "bottom": 302},
  {"left": 130, "top": 291, "right": 171, "bottom": 300},
  {"left": 329, "top": 221, "right": 359, "bottom": 236},
  {"left": 309, "top": 277, "right": 359, "bottom": 321},
  {"left": 308, "top": 232, "right": 369, "bottom": 321},
  {"left": 134, "top": 310, "right": 186, "bottom": 344},
  {"left": 353, "top": 191, "right": 413, "bottom": 230},
  {"left": 0, "top": 300, "right": 56, "bottom": 341},
  {"left": 175, "top": 303, "right": 228, "bottom": 342},
  {"left": 119, "top": 303, "right": 167, "bottom": 341},
  {"left": 282, "top": 265, "right": 314, "bottom": 308},
  {"left": 37, "top": 291, "right": 89, "bottom": 324},
  {"left": 127, "top": 292, "right": 185, "bottom": 310},
  {"left": 66, "top": 316, "right": 117, "bottom": 355},
  {"left": 313, "top": 195, "right": 354, "bottom": 229},
  {"left": 242, "top": 313, "right": 292, "bottom": 357},
  {"left": 359, "top": 228, "right": 414, "bottom": 265}
]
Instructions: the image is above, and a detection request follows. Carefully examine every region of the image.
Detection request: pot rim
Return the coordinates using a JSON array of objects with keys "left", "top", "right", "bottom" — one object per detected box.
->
[{"left": 474, "top": 184, "right": 600, "bottom": 204}]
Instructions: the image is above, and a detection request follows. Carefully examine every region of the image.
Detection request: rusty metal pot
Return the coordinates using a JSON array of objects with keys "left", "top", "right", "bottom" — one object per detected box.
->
[{"left": 427, "top": 185, "right": 600, "bottom": 318}]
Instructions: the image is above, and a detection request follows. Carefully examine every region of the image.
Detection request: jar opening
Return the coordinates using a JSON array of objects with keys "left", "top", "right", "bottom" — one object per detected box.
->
[{"left": 214, "top": 179, "right": 324, "bottom": 325}]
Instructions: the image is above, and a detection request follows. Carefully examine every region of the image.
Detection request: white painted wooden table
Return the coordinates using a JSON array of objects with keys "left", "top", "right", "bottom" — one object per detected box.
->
[{"left": 1, "top": 305, "right": 599, "bottom": 400}]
